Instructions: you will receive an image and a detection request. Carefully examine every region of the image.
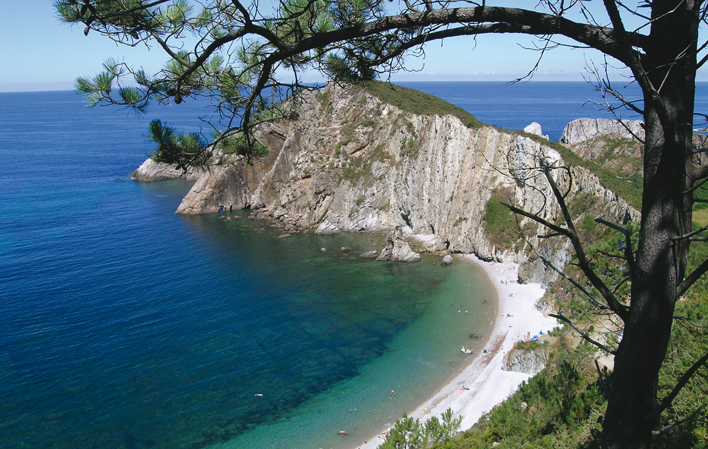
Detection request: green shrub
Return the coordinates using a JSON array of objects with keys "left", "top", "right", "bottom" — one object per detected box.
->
[
  {"left": 379, "top": 408, "right": 462, "bottom": 449},
  {"left": 483, "top": 188, "right": 520, "bottom": 250}
]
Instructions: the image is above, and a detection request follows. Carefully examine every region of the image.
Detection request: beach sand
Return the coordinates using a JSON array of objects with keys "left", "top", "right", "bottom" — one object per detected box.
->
[{"left": 354, "top": 254, "right": 558, "bottom": 448}]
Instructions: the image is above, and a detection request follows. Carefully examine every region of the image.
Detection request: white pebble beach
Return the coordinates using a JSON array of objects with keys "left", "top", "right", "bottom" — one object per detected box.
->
[{"left": 354, "top": 254, "right": 558, "bottom": 448}]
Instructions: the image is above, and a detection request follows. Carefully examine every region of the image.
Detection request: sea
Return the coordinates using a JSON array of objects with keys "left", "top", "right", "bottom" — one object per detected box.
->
[{"left": 1, "top": 81, "right": 705, "bottom": 449}]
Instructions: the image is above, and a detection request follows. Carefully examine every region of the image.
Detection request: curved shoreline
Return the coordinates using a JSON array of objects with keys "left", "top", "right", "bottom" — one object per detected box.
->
[{"left": 354, "top": 254, "right": 558, "bottom": 448}]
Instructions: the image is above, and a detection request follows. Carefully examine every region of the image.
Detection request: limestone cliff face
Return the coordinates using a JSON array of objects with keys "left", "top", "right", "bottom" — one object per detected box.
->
[{"left": 137, "top": 83, "right": 639, "bottom": 271}]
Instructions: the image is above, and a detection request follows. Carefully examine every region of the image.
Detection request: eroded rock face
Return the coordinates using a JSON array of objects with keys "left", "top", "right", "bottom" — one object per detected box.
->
[
  {"left": 134, "top": 83, "right": 641, "bottom": 285},
  {"left": 376, "top": 229, "right": 421, "bottom": 262},
  {"left": 559, "top": 118, "right": 645, "bottom": 145}
]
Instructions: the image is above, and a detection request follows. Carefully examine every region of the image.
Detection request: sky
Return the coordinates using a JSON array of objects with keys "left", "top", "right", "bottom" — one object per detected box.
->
[{"left": 2, "top": 0, "right": 707, "bottom": 92}]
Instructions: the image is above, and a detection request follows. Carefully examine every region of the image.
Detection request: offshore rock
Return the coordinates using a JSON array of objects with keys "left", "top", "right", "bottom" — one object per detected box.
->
[
  {"left": 523, "top": 122, "right": 548, "bottom": 140},
  {"left": 360, "top": 250, "right": 378, "bottom": 259},
  {"left": 441, "top": 255, "right": 453, "bottom": 266}
]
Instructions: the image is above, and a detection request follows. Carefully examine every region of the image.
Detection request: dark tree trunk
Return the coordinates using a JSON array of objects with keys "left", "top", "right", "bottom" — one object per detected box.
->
[{"left": 602, "top": 1, "right": 698, "bottom": 447}]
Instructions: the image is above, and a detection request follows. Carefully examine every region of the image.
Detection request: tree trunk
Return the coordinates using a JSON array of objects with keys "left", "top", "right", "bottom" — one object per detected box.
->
[{"left": 602, "top": 1, "right": 698, "bottom": 447}]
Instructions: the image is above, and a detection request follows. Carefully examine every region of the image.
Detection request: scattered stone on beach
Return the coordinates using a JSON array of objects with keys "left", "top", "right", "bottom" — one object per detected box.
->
[
  {"left": 320, "top": 247, "right": 327, "bottom": 252},
  {"left": 340, "top": 247, "right": 351, "bottom": 252},
  {"left": 441, "top": 255, "right": 453, "bottom": 266}
]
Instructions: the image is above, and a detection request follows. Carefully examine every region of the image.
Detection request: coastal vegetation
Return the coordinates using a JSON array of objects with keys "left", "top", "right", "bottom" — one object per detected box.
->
[
  {"left": 56, "top": 0, "right": 708, "bottom": 447},
  {"left": 379, "top": 409, "right": 463, "bottom": 449},
  {"left": 147, "top": 119, "right": 209, "bottom": 171},
  {"left": 483, "top": 188, "right": 520, "bottom": 251}
]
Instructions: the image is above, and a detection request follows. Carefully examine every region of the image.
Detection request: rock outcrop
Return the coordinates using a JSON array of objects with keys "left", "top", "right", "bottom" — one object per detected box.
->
[
  {"left": 502, "top": 343, "right": 551, "bottom": 374},
  {"left": 559, "top": 118, "right": 644, "bottom": 145},
  {"left": 129, "top": 158, "right": 205, "bottom": 181},
  {"left": 133, "top": 83, "right": 641, "bottom": 281},
  {"left": 517, "top": 238, "right": 573, "bottom": 288},
  {"left": 315, "top": 221, "right": 341, "bottom": 235},
  {"left": 376, "top": 229, "right": 421, "bottom": 262},
  {"left": 523, "top": 122, "right": 549, "bottom": 140}
]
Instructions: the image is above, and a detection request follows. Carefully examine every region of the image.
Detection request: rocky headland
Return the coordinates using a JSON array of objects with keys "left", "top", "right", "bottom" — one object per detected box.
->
[
  {"left": 132, "top": 84, "right": 649, "bottom": 443},
  {"left": 132, "top": 82, "right": 641, "bottom": 286}
]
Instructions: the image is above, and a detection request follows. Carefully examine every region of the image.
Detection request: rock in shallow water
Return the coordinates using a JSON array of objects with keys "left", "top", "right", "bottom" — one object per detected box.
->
[
  {"left": 376, "top": 229, "right": 421, "bottom": 262},
  {"left": 315, "top": 221, "right": 340, "bottom": 235}
]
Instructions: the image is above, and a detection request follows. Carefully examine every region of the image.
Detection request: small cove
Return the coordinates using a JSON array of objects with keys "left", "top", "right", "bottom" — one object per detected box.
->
[
  {"left": 5, "top": 80, "right": 687, "bottom": 449},
  {"left": 183, "top": 213, "right": 496, "bottom": 449}
]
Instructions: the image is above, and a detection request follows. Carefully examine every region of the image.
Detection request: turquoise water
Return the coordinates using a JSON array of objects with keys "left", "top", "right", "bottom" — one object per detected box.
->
[{"left": 195, "top": 215, "right": 495, "bottom": 449}]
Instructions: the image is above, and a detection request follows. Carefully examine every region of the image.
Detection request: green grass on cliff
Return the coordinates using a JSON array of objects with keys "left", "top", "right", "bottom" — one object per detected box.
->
[{"left": 351, "top": 81, "right": 484, "bottom": 130}]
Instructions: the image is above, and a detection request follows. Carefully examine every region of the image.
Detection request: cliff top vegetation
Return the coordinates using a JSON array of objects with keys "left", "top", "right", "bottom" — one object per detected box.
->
[{"left": 353, "top": 81, "right": 483, "bottom": 130}]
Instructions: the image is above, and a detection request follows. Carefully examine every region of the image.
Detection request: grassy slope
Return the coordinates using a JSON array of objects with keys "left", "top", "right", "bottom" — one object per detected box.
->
[{"left": 354, "top": 81, "right": 484, "bottom": 130}]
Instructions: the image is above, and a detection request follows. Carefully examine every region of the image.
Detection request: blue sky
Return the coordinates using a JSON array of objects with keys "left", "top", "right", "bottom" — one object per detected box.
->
[{"left": 2, "top": 1, "right": 705, "bottom": 92}]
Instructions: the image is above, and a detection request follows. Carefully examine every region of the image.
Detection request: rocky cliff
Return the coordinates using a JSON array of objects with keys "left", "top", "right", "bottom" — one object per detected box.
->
[
  {"left": 559, "top": 118, "right": 645, "bottom": 145},
  {"left": 135, "top": 82, "right": 639, "bottom": 274}
]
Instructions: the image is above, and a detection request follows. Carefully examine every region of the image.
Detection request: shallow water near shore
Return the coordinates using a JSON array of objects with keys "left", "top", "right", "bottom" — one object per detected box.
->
[{"left": 194, "top": 221, "right": 495, "bottom": 449}]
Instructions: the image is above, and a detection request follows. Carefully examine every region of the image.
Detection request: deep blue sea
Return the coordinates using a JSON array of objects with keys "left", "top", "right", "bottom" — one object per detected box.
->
[{"left": 1, "top": 82, "right": 706, "bottom": 449}]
